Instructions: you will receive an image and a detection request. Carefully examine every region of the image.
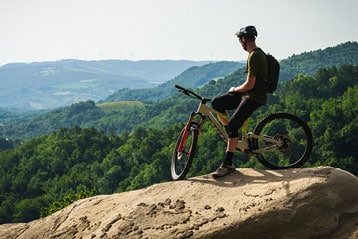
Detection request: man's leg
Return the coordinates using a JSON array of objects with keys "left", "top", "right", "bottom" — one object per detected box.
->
[
  {"left": 227, "top": 137, "right": 239, "bottom": 152},
  {"left": 221, "top": 137, "right": 238, "bottom": 166},
  {"left": 211, "top": 92, "right": 242, "bottom": 127},
  {"left": 213, "top": 97, "right": 262, "bottom": 178}
]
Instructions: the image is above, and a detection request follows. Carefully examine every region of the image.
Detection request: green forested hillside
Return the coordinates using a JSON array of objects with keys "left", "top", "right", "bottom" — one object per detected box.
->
[
  {"left": 1, "top": 101, "right": 105, "bottom": 139},
  {"left": 102, "top": 61, "right": 243, "bottom": 103},
  {"left": 0, "top": 42, "right": 357, "bottom": 224},
  {"left": 100, "top": 42, "right": 358, "bottom": 103},
  {"left": 0, "top": 61, "right": 241, "bottom": 139},
  {"left": 1, "top": 42, "right": 357, "bottom": 140},
  {"left": 279, "top": 41, "right": 358, "bottom": 81}
]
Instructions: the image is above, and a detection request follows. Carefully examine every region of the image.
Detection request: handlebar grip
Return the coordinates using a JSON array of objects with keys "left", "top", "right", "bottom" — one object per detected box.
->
[
  {"left": 174, "top": 84, "right": 209, "bottom": 101},
  {"left": 174, "top": 84, "right": 186, "bottom": 91}
]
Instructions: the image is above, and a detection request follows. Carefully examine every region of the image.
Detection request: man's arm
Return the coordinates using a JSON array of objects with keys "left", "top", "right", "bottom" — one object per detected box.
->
[{"left": 229, "top": 75, "right": 256, "bottom": 93}]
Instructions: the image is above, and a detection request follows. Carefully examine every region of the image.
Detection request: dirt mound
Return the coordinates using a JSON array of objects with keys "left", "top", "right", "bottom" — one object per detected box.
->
[{"left": 0, "top": 167, "right": 357, "bottom": 239}]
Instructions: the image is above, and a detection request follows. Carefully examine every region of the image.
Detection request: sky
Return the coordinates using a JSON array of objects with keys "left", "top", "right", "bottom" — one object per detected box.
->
[{"left": 0, "top": 0, "right": 357, "bottom": 66}]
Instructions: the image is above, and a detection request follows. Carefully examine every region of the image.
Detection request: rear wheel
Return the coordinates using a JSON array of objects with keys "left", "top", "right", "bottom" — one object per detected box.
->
[
  {"left": 252, "top": 113, "right": 313, "bottom": 169},
  {"left": 171, "top": 124, "right": 198, "bottom": 180}
]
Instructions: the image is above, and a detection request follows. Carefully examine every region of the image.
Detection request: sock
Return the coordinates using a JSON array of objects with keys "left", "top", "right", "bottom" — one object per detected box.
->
[{"left": 224, "top": 151, "right": 234, "bottom": 166}]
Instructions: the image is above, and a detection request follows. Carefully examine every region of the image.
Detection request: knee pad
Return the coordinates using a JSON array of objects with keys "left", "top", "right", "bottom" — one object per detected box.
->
[{"left": 211, "top": 96, "right": 225, "bottom": 113}]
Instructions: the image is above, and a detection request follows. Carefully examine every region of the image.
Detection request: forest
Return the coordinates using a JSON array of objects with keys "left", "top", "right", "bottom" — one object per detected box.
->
[{"left": 0, "top": 42, "right": 357, "bottom": 224}]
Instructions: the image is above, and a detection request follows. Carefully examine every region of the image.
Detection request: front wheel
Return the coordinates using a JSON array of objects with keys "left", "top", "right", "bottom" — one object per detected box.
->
[
  {"left": 171, "top": 124, "right": 199, "bottom": 180},
  {"left": 252, "top": 113, "right": 313, "bottom": 169}
]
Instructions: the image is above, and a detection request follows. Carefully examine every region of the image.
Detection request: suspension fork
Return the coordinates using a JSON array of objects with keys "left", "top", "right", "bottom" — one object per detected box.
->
[{"left": 177, "top": 111, "right": 205, "bottom": 153}]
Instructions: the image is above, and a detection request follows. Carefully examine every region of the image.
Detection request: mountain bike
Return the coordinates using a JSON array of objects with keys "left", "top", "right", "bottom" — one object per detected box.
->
[{"left": 171, "top": 85, "right": 313, "bottom": 180}]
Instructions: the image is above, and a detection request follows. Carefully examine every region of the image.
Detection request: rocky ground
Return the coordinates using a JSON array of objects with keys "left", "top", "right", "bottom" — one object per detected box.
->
[{"left": 0, "top": 167, "right": 357, "bottom": 239}]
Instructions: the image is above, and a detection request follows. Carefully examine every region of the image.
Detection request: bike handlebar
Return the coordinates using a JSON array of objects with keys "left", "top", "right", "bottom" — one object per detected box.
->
[{"left": 174, "top": 84, "right": 211, "bottom": 102}]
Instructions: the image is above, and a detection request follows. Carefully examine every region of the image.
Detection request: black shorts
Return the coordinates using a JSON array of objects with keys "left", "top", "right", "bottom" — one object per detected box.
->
[{"left": 211, "top": 92, "right": 262, "bottom": 138}]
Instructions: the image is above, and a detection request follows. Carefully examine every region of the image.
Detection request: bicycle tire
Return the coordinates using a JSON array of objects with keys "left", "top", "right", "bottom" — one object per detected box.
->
[
  {"left": 171, "top": 124, "right": 199, "bottom": 180},
  {"left": 252, "top": 113, "right": 313, "bottom": 169}
]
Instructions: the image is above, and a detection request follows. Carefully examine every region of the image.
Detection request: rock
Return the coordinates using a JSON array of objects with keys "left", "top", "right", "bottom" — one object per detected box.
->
[{"left": 0, "top": 167, "right": 357, "bottom": 239}]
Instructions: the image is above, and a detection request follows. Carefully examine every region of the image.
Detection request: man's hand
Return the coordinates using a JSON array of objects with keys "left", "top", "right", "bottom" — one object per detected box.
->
[{"left": 229, "top": 87, "right": 236, "bottom": 93}]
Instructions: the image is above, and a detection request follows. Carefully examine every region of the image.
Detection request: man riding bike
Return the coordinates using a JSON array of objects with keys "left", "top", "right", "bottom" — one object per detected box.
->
[{"left": 211, "top": 25, "right": 269, "bottom": 178}]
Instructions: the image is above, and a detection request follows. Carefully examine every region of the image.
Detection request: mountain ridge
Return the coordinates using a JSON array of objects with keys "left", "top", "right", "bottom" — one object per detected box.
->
[
  {"left": 101, "top": 61, "right": 243, "bottom": 103},
  {"left": 0, "top": 60, "right": 212, "bottom": 110},
  {"left": 1, "top": 42, "right": 357, "bottom": 140},
  {"left": 1, "top": 41, "right": 356, "bottom": 111},
  {"left": 101, "top": 41, "right": 358, "bottom": 104}
]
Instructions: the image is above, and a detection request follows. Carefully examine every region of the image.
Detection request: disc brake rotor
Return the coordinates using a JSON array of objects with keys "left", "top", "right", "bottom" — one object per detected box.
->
[{"left": 274, "top": 134, "right": 291, "bottom": 151}]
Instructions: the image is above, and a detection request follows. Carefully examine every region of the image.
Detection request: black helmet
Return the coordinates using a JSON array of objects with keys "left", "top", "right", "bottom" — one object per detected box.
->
[{"left": 236, "top": 26, "right": 257, "bottom": 39}]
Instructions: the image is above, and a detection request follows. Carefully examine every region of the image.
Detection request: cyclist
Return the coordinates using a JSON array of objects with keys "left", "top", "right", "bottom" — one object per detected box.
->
[{"left": 211, "top": 25, "right": 269, "bottom": 178}]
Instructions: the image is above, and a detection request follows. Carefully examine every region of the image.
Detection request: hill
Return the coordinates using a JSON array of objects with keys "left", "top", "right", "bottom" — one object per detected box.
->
[
  {"left": 1, "top": 42, "right": 356, "bottom": 140},
  {"left": 0, "top": 167, "right": 357, "bottom": 239},
  {"left": 279, "top": 41, "right": 358, "bottom": 81},
  {"left": 102, "top": 41, "right": 358, "bottom": 103},
  {"left": 1, "top": 42, "right": 356, "bottom": 111},
  {"left": 102, "top": 61, "right": 243, "bottom": 103},
  {"left": 0, "top": 59, "right": 210, "bottom": 110}
]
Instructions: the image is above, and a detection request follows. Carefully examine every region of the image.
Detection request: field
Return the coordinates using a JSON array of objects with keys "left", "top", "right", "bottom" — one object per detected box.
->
[{"left": 96, "top": 101, "right": 145, "bottom": 112}]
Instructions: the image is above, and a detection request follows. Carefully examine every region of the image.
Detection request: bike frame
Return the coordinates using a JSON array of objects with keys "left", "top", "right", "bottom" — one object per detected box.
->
[{"left": 180, "top": 99, "right": 279, "bottom": 155}]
